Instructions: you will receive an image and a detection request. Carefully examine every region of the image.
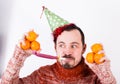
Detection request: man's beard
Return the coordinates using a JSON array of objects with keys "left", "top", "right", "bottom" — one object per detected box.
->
[
  {"left": 62, "top": 63, "right": 73, "bottom": 69},
  {"left": 61, "top": 54, "right": 75, "bottom": 69}
]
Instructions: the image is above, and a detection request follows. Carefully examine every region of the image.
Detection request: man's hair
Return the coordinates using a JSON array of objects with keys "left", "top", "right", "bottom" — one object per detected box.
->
[{"left": 52, "top": 23, "right": 85, "bottom": 45}]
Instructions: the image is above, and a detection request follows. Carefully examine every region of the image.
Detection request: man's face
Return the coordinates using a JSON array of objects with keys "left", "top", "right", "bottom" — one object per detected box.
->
[{"left": 56, "top": 29, "right": 86, "bottom": 69}]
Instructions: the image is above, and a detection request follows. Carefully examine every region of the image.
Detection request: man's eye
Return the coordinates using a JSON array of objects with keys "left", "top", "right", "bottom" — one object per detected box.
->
[
  {"left": 59, "top": 44, "right": 65, "bottom": 48},
  {"left": 71, "top": 45, "right": 77, "bottom": 48}
]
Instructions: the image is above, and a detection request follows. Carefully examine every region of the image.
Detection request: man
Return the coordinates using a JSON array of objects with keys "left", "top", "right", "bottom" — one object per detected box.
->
[{"left": 1, "top": 23, "right": 116, "bottom": 84}]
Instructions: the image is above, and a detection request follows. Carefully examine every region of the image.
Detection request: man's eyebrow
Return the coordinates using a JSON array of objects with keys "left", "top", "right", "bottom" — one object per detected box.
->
[
  {"left": 71, "top": 42, "right": 80, "bottom": 45},
  {"left": 58, "top": 42, "right": 80, "bottom": 44},
  {"left": 58, "top": 41, "right": 65, "bottom": 44}
]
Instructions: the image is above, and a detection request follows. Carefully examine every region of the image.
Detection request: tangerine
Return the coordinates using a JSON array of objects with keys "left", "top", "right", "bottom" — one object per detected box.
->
[
  {"left": 20, "top": 40, "right": 31, "bottom": 50},
  {"left": 31, "top": 41, "right": 40, "bottom": 51},
  {"left": 91, "top": 43, "right": 103, "bottom": 53},
  {"left": 86, "top": 52, "right": 95, "bottom": 63},
  {"left": 26, "top": 30, "right": 38, "bottom": 42},
  {"left": 94, "top": 53, "right": 105, "bottom": 64}
]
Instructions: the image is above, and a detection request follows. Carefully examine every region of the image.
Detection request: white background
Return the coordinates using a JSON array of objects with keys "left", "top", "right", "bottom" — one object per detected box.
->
[{"left": 0, "top": 0, "right": 120, "bottom": 83}]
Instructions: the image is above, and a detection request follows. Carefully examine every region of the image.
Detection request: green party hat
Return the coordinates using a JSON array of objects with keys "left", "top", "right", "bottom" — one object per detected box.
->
[{"left": 42, "top": 6, "right": 69, "bottom": 31}]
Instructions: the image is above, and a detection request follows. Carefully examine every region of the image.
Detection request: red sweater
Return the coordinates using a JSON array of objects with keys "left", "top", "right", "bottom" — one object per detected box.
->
[
  {"left": 1, "top": 46, "right": 116, "bottom": 84},
  {"left": 20, "top": 58, "right": 101, "bottom": 84}
]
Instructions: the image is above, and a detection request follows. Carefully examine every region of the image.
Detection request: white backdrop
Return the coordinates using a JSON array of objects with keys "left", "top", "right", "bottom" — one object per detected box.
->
[{"left": 1, "top": 0, "right": 120, "bottom": 83}]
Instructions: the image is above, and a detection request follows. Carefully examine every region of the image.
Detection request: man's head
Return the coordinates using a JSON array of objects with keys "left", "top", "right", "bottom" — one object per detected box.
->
[{"left": 53, "top": 23, "right": 86, "bottom": 69}]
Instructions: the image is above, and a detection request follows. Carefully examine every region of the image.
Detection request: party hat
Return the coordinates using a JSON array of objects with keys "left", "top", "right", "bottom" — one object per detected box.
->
[{"left": 41, "top": 6, "right": 69, "bottom": 31}]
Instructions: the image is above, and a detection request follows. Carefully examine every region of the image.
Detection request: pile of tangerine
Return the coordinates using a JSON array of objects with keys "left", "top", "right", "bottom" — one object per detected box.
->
[
  {"left": 20, "top": 30, "right": 40, "bottom": 51},
  {"left": 86, "top": 43, "right": 105, "bottom": 64}
]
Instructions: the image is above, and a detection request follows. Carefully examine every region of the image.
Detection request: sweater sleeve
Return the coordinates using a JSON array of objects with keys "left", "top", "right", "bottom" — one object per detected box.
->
[
  {"left": 90, "top": 60, "right": 116, "bottom": 84},
  {"left": 0, "top": 46, "right": 31, "bottom": 84}
]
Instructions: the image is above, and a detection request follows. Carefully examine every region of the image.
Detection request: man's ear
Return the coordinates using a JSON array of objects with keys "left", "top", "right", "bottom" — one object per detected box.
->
[{"left": 82, "top": 44, "right": 87, "bottom": 54}]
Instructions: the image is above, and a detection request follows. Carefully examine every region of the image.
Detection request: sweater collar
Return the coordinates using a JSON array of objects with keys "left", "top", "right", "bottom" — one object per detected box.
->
[{"left": 53, "top": 57, "right": 88, "bottom": 80}]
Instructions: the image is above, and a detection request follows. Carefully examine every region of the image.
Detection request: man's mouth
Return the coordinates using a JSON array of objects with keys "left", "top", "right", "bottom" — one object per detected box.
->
[
  {"left": 63, "top": 55, "right": 74, "bottom": 59},
  {"left": 60, "top": 56, "right": 75, "bottom": 62}
]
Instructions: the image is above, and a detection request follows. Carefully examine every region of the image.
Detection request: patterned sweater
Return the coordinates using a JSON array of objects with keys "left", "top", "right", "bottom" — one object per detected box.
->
[{"left": 0, "top": 46, "right": 116, "bottom": 84}]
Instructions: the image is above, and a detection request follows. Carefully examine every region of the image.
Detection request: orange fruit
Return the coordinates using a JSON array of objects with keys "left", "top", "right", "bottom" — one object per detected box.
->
[
  {"left": 31, "top": 41, "right": 40, "bottom": 51},
  {"left": 91, "top": 43, "right": 103, "bottom": 53},
  {"left": 94, "top": 53, "right": 105, "bottom": 64},
  {"left": 86, "top": 52, "right": 95, "bottom": 63},
  {"left": 26, "top": 30, "right": 38, "bottom": 42},
  {"left": 20, "top": 40, "right": 31, "bottom": 50}
]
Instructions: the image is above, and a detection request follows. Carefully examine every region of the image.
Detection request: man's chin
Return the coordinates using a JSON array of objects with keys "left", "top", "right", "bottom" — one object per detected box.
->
[
  {"left": 58, "top": 58, "right": 76, "bottom": 68},
  {"left": 60, "top": 60, "right": 81, "bottom": 69},
  {"left": 62, "top": 63, "right": 73, "bottom": 69}
]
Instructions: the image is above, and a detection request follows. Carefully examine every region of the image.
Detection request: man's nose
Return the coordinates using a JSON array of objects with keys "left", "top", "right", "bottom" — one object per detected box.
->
[{"left": 64, "top": 47, "right": 72, "bottom": 55}]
